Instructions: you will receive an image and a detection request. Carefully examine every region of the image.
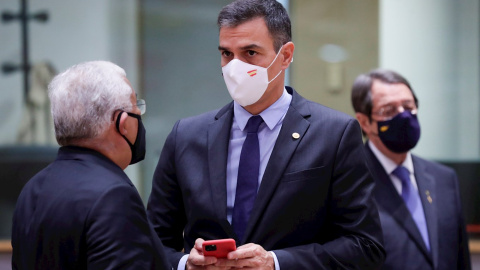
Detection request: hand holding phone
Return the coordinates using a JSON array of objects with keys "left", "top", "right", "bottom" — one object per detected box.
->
[{"left": 202, "top": 238, "right": 236, "bottom": 258}]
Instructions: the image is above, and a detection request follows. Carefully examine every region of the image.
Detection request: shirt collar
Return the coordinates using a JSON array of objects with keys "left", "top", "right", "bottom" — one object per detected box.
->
[
  {"left": 233, "top": 88, "right": 291, "bottom": 131},
  {"left": 368, "top": 140, "right": 414, "bottom": 175}
]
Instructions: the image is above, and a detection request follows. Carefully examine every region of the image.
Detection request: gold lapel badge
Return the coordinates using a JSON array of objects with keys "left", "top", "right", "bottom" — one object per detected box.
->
[
  {"left": 292, "top": 132, "right": 300, "bottom": 139},
  {"left": 425, "top": 190, "right": 433, "bottom": 204}
]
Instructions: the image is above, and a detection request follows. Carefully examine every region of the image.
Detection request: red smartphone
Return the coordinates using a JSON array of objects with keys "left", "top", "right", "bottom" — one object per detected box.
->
[{"left": 202, "top": 238, "right": 237, "bottom": 258}]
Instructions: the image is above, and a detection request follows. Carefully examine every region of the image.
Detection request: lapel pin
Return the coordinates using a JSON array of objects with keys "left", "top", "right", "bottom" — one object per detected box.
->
[
  {"left": 292, "top": 132, "right": 300, "bottom": 139},
  {"left": 425, "top": 190, "right": 433, "bottom": 204}
]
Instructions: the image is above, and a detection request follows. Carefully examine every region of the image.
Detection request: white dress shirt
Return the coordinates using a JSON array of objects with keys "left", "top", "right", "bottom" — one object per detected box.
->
[{"left": 368, "top": 140, "right": 419, "bottom": 194}]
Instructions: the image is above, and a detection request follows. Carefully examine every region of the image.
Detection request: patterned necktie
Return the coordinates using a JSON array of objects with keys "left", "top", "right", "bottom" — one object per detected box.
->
[
  {"left": 392, "top": 166, "right": 430, "bottom": 251},
  {"left": 232, "top": 115, "right": 263, "bottom": 242}
]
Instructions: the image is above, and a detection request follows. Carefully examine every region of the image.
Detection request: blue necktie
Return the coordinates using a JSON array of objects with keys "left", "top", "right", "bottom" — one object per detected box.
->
[
  {"left": 232, "top": 115, "right": 263, "bottom": 242},
  {"left": 392, "top": 166, "right": 430, "bottom": 251}
]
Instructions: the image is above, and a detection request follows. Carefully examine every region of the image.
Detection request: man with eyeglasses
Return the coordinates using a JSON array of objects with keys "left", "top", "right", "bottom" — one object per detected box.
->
[
  {"left": 351, "top": 68, "right": 471, "bottom": 270},
  {"left": 12, "top": 61, "right": 171, "bottom": 270}
]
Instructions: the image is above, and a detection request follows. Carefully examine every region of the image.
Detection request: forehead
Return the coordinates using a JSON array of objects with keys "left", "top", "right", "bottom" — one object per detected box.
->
[
  {"left": 371, "top": 80, "right": 414, "bottom": 107},
  {"left": 219, "top": 17, "right": 274, "bottom": 50}
]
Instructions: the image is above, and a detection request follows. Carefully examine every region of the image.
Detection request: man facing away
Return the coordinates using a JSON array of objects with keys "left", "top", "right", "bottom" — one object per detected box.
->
[
  {"left": 147, "top": 1, "right": 385, "bottom": 269},
  {"left": 351, "top": 68, "right": 471, "bottom": 270},
  {"left": 12, "top": 61, "right": 171, "bottom": 270}
]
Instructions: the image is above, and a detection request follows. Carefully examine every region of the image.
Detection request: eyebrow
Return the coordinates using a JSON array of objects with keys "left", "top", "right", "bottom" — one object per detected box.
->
[
  {"left": 218, "top": 44, "right": 263, "bottom": 51},
  {"left": 376, "top": 99, "right": 415, "bottom": 108}
]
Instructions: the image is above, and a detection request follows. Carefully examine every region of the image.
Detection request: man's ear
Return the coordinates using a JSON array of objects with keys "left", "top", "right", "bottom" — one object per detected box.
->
[
  {"left": 116, "top": 111, "right": 129, "bottom": 136},
  {"left": 355, "top": 112, "right": 371, "bottom": 135},
  {"left": 281, "top": 41, "right": 295, "bottom": 69}
]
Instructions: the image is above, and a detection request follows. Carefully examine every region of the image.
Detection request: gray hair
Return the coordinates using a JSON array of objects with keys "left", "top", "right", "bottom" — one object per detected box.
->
[
  {"left": 217, "top": 0, "right": 291, "bottom": 52},
  {"left": 48, "top": 61, "right": 132, "bottom": 146},
  {"left": 351, "top": 68, "right": 418, "bottom": 119}
]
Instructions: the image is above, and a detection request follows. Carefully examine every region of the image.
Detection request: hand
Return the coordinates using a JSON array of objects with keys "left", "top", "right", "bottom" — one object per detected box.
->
[
  {"left": 186, "top": 238, "right": 232, "bottom": 270},
  {"left": 216, "top": 243, "right": 275, "bottom": 269}
]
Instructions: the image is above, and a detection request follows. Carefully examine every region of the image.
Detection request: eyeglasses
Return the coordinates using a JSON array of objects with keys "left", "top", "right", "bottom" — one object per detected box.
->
[
  {"left": 136, "top": 99, "right": 146, "bottom": 115},
  {"left": 114, "top": 99, "right": 146, "bottom": 118},
  {"left": 372, "top": 101, "right": 417, "bottom": 120}
]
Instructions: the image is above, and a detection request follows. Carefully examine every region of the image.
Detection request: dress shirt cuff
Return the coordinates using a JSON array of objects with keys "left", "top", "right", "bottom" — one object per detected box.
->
[
  {"left": 271, "top": 251, "right": 280, "bottom": 270},
  {"left": 178, "top": 254, "right": 188, "bottom": 270},
  {"left": 179, "top": 251, "right": 277, "bottom": 269}
]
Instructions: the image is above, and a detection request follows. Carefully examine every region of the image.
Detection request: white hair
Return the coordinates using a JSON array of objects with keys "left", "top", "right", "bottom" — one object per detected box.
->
[{"left": 48, "top": 61, "right": 132, "bottom": 146}]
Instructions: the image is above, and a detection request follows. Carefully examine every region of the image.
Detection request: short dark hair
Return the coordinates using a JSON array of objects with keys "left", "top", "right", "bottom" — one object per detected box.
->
[
  {"left": 351, "top": 68, "right": 419, "bottom": 118},
  {"left": 217, "top": 0, "right": 291, "bottom": 52}
]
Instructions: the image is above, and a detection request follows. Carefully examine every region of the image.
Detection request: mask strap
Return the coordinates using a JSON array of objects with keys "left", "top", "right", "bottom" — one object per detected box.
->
[
  {"left": 266, "top": 45, "right": 284, "bottom": 69},
  {"left": 115, "top": 111, "right": 124, "bottom": 133},
  {"left": 115, "top": 111, "right": 136, "bottom": 148},
  {"left": 268, "top": 70, "right": 283, "bottom": 84},
  {"left": 266, "top": 45, "right": 285, "bottom": 84}
]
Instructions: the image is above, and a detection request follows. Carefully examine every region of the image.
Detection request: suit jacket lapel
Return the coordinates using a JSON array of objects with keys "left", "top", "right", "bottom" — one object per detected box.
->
[
  {"left": 364, "top": 145, "right": 432, "bottom": 263},
  {"left": 413, "top": 155, "right": 438, "bottom": 269},
  {"left": 208, "top": 103, "right": 234, "bottom": 232},
  {"left": 243, "top": 87, "right": 311, "bottom": 242}
]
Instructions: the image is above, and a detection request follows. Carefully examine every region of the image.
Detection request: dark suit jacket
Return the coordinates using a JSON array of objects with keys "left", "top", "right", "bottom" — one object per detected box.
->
[
  {"left": 364, "top": 144, "right": 471, "bottom": 270},
  {"left": 147, "top": 87, "right": 385, "bottom": 269},
  {"left": 12, "top": 146, "right": 171, "bottom": 270}
]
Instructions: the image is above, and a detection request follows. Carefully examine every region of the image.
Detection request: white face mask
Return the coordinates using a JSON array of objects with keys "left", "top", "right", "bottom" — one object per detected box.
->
[{"left": 222, "top": 46, "right": 283, "bottom": 107}]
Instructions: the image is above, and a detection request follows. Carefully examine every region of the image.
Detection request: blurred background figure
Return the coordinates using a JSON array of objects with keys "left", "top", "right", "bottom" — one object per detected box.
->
[
  {"left": 351, "top": 68, "right": 471, "bottom": 270},
  {"left": 16, "top": 61, "right": 57, "bottom": 145}
]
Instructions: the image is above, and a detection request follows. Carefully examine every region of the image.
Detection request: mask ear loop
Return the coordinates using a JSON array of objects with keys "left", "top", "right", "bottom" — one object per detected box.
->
[
  {"left": 266, "top": 45, "right": 284, "bottom": 69},
  {"left": 267, "top": 45, "right": 284, "bottom": 84},
  {"left": 115, "top": 111, "right": 135, "bottom": 148},
  {"left": 115, "top": 111, "right": 124, "bottom": 132},
  {"left": 268, "top": 69, "right": 283, "bottom": 84},
  {"left": 115, "top": 110, "right": 136, "bottom": 164}
]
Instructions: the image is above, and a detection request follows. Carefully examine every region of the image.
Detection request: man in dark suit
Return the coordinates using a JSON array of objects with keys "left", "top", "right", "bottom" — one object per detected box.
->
[
  {"left": 351, "top": 68, "right": 471, "bottom": 270},
  {"left": 12, "top": 61, "right": 171, "bottom": 270},
  {"left": 147, "top": 1, "right": 385, "bottom": 269}
]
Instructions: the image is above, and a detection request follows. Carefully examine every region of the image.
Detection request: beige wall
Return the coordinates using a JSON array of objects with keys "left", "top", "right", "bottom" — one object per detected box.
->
[{"left": 290, "top": 0, "right": 378, "bottom": 116}]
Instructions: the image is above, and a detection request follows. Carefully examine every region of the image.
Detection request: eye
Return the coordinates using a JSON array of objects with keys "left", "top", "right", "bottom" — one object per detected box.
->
[
  {"left": 247, "top": 50, "right": 257, "bottom": 56},
  {"left": 378, "top": 105, "right": 396, "bottom": 117},
  {"left": 403, "top": 101, "right": 416, "bottom": 111},
  {"left": 221, "top": 51, "right": 232, "bottom": 57}
]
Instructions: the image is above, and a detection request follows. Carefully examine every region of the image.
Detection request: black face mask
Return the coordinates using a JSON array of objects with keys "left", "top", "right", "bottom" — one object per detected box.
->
[
  {"left": 376, "top": 110, "right": 421, "bottom": 153},
  {"left": 116, "top": 111, "right": 146, "bottom": 164}
]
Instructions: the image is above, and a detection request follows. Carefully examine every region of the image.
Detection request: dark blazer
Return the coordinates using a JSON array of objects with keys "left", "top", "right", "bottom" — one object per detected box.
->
[
  {"left": 12, "top": 146, "right": 171, "bottom": 270},
  {"left": 147, "top": 87, "right": 385, "bottom": 269},
  {"left": 364, "top": 144, "right": 471, "bottom": 270}
]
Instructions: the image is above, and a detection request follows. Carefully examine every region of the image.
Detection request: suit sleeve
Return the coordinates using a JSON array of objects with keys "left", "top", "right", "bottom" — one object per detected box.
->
[
  {"left": 85, "top": 184, "right": 170, "bottom": 270},
  {"left": 147, "top": 120, "right": 188, "bottom": 268},
  {"left": 274, "top": 119, "right": 385, "bottom": 269},
  {"left": 452, "top": 170, "right": 472, "bottom": 270}
]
